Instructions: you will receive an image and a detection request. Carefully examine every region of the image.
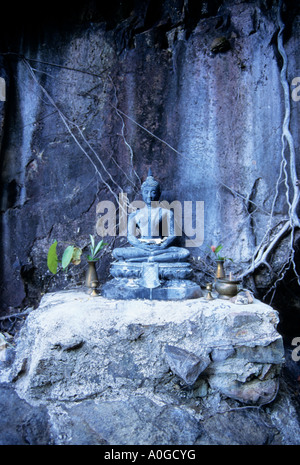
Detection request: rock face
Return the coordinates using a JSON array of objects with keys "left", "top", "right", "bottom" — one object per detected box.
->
[
  {"left": 0, "top": 1, "right": 300, "bottom": 337},
  {"left": 2, "top": 290, "right": 300, "bottom": 445},
  {"left": 0, "top": 382, "right": 52, "bottom": 445}
]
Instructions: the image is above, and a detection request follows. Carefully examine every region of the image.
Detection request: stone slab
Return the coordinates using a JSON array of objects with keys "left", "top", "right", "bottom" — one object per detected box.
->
[{"left": 9, "top": 291, "right": 283, "bottom": 401}]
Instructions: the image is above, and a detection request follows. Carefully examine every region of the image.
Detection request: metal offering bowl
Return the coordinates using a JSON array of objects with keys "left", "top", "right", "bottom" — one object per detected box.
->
[{"left": 215, "top": 278, "right": 240, "bottom": 300}]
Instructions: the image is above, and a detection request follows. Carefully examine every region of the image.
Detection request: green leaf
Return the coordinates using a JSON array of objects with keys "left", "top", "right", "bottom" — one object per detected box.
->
[
  {"left": 89, "top": 234, "right": 95, "bottom": 250},
  {"left": 47, "top": 241, "right": 58, "bottom": 274},
  {"left": 71, "top": 247, "right": 82, "bottom": 265},
  {"left": 62, "top": 246, "right": 74, "bottom": 270},
  {"left": 94, "top": 239, "right": 104, "bottom": 256},
  {"left": 215, "top": 245, "right": 223, "bottom": 254}
]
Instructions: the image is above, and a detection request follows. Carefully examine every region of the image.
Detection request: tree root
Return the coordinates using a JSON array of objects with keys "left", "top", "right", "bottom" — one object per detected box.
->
[{"left": 238, "top": 1, "right": 300, "bottom": 296}]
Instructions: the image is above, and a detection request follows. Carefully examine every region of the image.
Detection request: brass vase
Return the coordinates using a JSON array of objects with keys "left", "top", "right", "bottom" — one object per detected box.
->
[
  {"left": 215, "top": 259, "right": 225, "bottom": 279},
  {"left": 86, "top": 260, "right": 99, "bottom": 295}
]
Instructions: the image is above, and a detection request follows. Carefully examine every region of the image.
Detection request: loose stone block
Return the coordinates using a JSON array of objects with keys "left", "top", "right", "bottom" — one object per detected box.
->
[{"left": 165, "top": 345, "right": 211, "bottom": 385}]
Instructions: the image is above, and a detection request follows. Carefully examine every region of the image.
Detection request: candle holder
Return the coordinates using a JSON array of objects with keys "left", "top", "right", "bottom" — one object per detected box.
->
[
  {"left": 86, "top": 260, "right": 99, "bottom": 294},
  {"left": 90, "top": 280, "right": 99, "bottom": 297},
  {"left": 205, "top": 283, "right": 214, "bottom": 300}
]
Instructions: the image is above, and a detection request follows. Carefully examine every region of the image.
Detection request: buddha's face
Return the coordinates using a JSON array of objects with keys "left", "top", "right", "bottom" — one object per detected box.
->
[{"left": 142, "top": 185, "right": 160, "bottom": 206}]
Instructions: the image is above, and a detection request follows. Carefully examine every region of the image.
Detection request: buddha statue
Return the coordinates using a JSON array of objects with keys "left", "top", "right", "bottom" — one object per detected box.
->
[
  {"left": 102, "top": 169, "right": 202, "bottom": 300},
  {"left": 112, "top": 169, "right": 190, "bottom": 263}
]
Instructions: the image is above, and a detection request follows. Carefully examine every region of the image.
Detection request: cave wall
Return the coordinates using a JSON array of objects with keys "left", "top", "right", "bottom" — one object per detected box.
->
[{"left": 0, "top": 1, "right": 299, "bottom": 324}]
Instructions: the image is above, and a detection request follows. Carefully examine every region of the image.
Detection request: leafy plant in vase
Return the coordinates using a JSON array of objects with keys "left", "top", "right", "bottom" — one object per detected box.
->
[
  {"left": 209, "top": 244, "right": 240, "bottom": 299},
  {"left": 87, "top": 234, "right": 107, "bottom": 262},
  {"left": 85, "top": 235, "right": 107, "bottom": 294},
  {"left": 209, "top": 244, "right": 233, "bottom": 279}
]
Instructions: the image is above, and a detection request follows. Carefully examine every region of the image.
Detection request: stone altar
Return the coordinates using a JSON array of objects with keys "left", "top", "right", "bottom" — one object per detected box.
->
[
  {"left": 2, "top": 290, "right": 299, "bottom": 445},
  {"left": 102, "top": 169, "right": 202, "bottom": 300}
]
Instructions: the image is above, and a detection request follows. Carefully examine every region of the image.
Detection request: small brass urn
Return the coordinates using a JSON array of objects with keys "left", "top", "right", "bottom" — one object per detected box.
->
[{"left": 215, "top": 278, "right": 240, "bottom": 300}]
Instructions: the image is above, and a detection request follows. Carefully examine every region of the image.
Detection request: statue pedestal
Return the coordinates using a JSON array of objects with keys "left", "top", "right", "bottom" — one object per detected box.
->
[
  {"left": 102, "top": 277, "right": 202, "bottom": 300},
  {"left": 102, "top": 261, "right": 203, "bottom": 300}
]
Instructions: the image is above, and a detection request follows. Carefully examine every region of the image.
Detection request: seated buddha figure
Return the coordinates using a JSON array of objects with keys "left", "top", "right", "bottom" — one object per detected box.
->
[{"left": 112, "top": 169, "right": 190, "bottom": 263}]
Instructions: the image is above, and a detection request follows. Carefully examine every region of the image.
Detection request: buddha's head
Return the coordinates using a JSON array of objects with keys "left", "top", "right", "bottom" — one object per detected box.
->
[{"left": 141, "top": 168, "right": 161, "bottom": 206}]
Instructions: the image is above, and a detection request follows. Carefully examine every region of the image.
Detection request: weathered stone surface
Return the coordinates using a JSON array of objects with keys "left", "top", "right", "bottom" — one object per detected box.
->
[
  {"left": 0, "top": 382, "right": 52, "bottom": 445},
  {"left": 198, "top": 408, "right": 280, "bottom": 445},
  {"left": 2, "top": 290, "right": 300, "bottom": 445},
  {"left": 53, "top": 397, "right": 203, "bottom": 446},
  {"left": 8, "top": 291, "right": 284, "bottom": 403}
]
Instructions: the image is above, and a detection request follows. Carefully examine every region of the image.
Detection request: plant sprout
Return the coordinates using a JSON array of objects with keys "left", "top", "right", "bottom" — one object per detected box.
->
[{"left": 87, "top": 235, "right": 107, "bottom": 261}]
